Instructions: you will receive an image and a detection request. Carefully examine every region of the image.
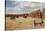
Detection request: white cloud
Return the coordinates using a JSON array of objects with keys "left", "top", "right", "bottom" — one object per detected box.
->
[
  {"left": 10, "top": 0, "right": 45, "bottom": 2},
  {"left": 6, "top": 2, "right": 44, "bottom": 14}
]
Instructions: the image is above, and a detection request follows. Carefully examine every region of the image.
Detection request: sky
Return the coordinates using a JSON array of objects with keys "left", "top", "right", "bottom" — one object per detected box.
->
[
  {"left": 6, "top": 0, "right": 44, "bottom": 7},
  {"left": 6, "top": 0, "right": 45, "bottom": 2},
  {"left": 6, "top": 0, "right": 45, "bottom": 14}
]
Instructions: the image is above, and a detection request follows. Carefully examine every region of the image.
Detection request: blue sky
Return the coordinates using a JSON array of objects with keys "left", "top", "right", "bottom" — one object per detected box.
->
[
  {"left": 6, "top": 0, "right": 44, "bottom": 7},
  {"left": 6, "top": 0, "right": 16, "bottom": 7},
  {"left": 6, "top": 0, "right": 44, "bottom": 14}
]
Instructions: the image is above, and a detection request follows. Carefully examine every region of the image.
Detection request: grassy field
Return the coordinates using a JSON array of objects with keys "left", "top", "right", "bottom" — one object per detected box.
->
[{"left": 6, "top": 17, "right": 34, "bottom": 30}]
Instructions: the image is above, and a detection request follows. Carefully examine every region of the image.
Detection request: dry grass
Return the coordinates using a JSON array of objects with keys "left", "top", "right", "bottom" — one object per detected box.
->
[{"left": 6, "top": 17, "right": 34, "bottom": 30}]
